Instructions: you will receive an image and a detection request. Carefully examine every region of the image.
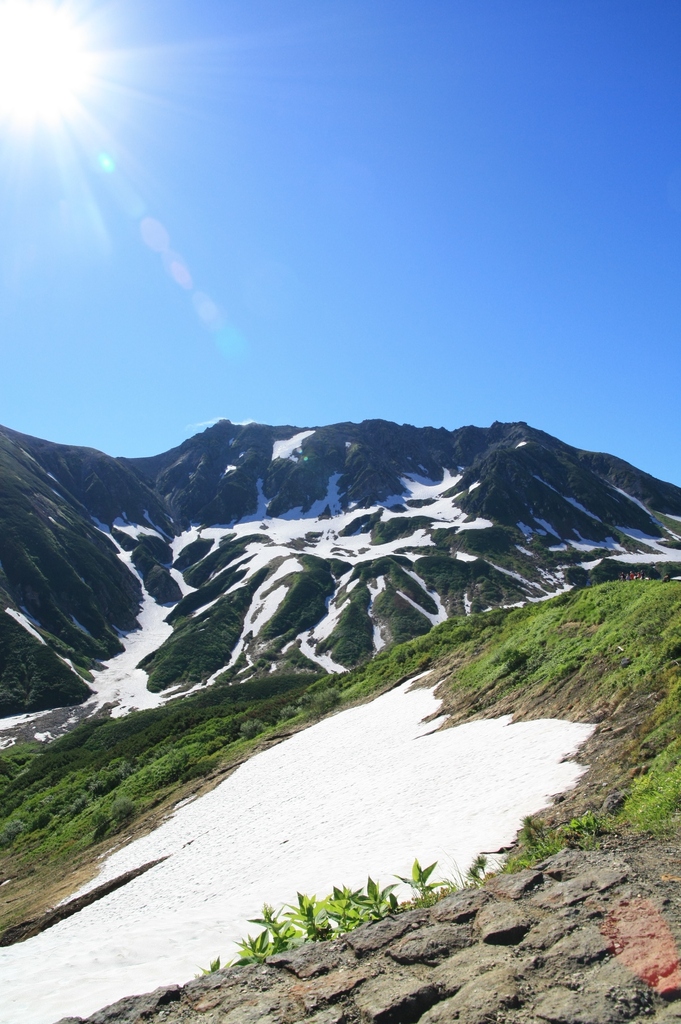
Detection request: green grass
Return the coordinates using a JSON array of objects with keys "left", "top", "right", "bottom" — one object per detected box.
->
[{"left": 0, "top": 672, "right": 320, "bottom": 862}]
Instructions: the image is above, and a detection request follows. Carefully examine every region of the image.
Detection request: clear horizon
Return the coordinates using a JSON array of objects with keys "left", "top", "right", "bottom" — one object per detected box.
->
[{"left": 1, "top": 1, "right": 680, "bottom": 484}]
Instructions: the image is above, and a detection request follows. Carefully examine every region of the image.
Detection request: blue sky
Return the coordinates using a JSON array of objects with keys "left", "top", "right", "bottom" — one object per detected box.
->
[{"left": 1, "top": 1, "right": 680, "bottom": 484}]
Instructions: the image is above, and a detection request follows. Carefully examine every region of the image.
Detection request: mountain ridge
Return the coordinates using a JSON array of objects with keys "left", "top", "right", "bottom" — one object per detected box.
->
[{"left": 1, "top": 417, "right": 680, "bottom": 721}]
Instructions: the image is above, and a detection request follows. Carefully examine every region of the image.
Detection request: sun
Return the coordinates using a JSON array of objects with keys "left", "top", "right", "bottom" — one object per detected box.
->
[{"left": 0, "top": 1, "right": 93, "bottom": 126}]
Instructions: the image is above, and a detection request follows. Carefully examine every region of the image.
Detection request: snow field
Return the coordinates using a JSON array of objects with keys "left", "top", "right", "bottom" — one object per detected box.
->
[
  {"left": 0, "top": 679, "right": 594, "bottom": 1024},
  {"left": 272, "top": 430, "right": 315, "bottom": 461}
]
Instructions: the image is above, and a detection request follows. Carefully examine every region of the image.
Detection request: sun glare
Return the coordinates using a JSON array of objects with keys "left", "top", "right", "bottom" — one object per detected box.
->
[{"left": 0, "top": 1, "right": 93, "bottom": 125}]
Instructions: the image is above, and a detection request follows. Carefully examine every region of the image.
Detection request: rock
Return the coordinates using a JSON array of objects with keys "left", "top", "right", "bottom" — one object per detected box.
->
[
  {"left": 387, "top": 923, "right": 473, "bottom": 964},
  {"left": 534, "top": 958, "right": 653, "bottom": 1024},
  {"left": 602, "top": 791, "right": 627, "bottom": 815},
  {"left": 536, "top": 849, "right": 591, "bottom": 881},
  {"left": 84, "top": 986, "right": 181, "bottom": 1024},
  {"left": 268, "top": 939, "right": 351, "bottom": 978},
  {"left": 535, "top": 987, "right": 623, "bottom": 1024},
  {"left": 588, "top": 956, "right": 655, "bottom": 1009},
  {"left": 218, "top": 997, "right": 282, "bottom": 1024},
  {"left": 353, "top": 975, "right": 440, "bottom": 1023},
  {"left": 485, "top": 869, "right": 543, "bottom": 899},
  {"left": 533, "top": 868, "right": 628, "bottom": 909},
  {"left": 419, "top": 966, "right": 520, "bottom": 1023},
  {"left": 476, "top": 903, "right": 533, "bottom": 944},
  {"left": 601, "top": 896, "right": 681, "bottom": 998},
  {"left": 545, "top": 924, "right": 611, "bottom": 965},
  {"left": 521, "top": 916, "right": 576, "bottom": 950},
  {"left": 292, "top": 968, "right": 369, "bottom": 1014},
  {"left": 430, "top": 888, "right": 490, "bottom": 923},
  {"left": 430, "top": 944, "right": 512, "bottom": 998},
  {"left": 658, "top": 1005, "right": 681, "bottom": 1022},
  {"left": 346, "top": 910, "right": 428, "bottom": 956},
  {"left": 293, "top": 1009, "right": 348, "bottom": 1024}
]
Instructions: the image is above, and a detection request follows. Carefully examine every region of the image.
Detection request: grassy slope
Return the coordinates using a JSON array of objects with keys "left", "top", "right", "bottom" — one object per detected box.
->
[{"left": 2, "top": 581, "right": 680, "bottom": 930}]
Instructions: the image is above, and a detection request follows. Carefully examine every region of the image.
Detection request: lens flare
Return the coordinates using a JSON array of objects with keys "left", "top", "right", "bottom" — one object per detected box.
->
[
  {"left": 0, "top": 1, "right": 94, "bottom": 125},
  {"left": 98, "top": 152, "right": 115, "bottom": 174},
  {"left": 140, "top": 217, "right": 170, "bottom": 253}
]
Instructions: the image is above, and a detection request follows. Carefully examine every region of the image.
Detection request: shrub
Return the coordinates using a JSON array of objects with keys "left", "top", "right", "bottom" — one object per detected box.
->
[
  {"left": 0, "top": 819, "right": 25, "bottom": 847},
  {"left": 110, "top": 795, "right": 135, "bottom": 822},
  {"left": 309, "top": 687, "right": 340, "bottom": 716},
  {"left": 67, "top": 793, "right": 90, "bottom": 817},
  {"left": 239, "top": 719, "right": 264, "bottom": 740}
]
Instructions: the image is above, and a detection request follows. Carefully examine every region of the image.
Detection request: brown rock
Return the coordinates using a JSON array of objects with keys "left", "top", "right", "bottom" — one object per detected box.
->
[
  {"left": 485, "top": 869, "right": 543, "bottom": 899},
  {"left": 345, "top": 910, "right": 428, "bottom": 956},
  {"left": 537, "top": 849, "right": 591, "bottom": 880},
  {"left": 292, "top": 1009, "right": 348, "bottom": 1024},
  {"left": 545, "top": 924, "right": 611, "bottom": 965},
  {"left": 521, "top": 916, "right": 576, "bottom": 951},
  {"left": 353, "top": 974, "right": 440, "bottom": 1023},
  {"left": 419, "top": 966, "right": 520, "bottom": 1023},
  {"left": 267, "top": 939, "right": 352, "bottom": 979},
  {"left": 476, "top": 903, "right": 533, "bottom": 944},
  {"left": 535, "top": 958, "right": 652, "bottom": 1023},
  {"left": 430, "top": 888, "right": 490, "bottom": 923},
  {"left": 533, "top": 868, "right": 627, "bottom": 909},
  {"left": 431, "top": 944, "right": 512, "bottom": 998},
  {"left": 293, "top": 968, "right": 369, "bottom": 1014},
  {"left": 73, "top": 985, "right": 181, "bottom": 1024},
  {"left": 218, "top": 996, "right": 282, "bottom": 1024},
  {"left": 387, "top": 923, "right": 473, "bottom": 964}
]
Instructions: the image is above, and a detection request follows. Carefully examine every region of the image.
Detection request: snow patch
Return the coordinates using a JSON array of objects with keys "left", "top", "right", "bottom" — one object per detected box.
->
[
  {"left": 5, "top": 608, "right": 44, "bottom": 644},
  {"left": 272, "top": 430, "right": 315, "bottom": 462},
  {"left": 533, "top": 518, "right": 561, "bottom": 539}
]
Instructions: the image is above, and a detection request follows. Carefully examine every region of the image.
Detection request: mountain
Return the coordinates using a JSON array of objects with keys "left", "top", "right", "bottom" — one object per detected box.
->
[{"left": 1, "top": 418, "right": 680, "bottom": 718}]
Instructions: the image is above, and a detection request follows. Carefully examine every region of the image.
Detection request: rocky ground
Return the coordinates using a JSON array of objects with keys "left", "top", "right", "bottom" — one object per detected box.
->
[{"left": 56, "top": 832, "right": 681, "bottom": 1024}]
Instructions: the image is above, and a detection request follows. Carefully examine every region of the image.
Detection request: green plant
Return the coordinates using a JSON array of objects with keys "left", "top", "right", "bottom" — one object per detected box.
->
[
  {"left": 284, "top": 892, "right": 334, "bottom": 942},
  {"left": 466, "top": 854, "right": 489, "bottom": 886},
  {"left": 110, "top": 795, "right": 135, "bottom": 822},
  {"left": 231, "top": 903, "right": 304, "bottom": 965},
  {"left": 396, "top": 858, "right": 440, "bottom": 899},
  {"left": 229, "top": 871, "right": 410, "bottom": 967},
  {"left": 361, "top": 876, "right": 400, "bottom": 919},
  {"left": 0, "top": 818, "right": 25, "bottom": 846},
  {"left": 195, "top": 956, "right": 221, "bottom": 978},
  {"left": 505, "top": 811, "right": 605, "bottom": 872},
  {"left": 239, "top": 719, "right": 264, "bottom": 740},
  {"left": 559, "top": 811, "right": 601, "bottom": 850}
]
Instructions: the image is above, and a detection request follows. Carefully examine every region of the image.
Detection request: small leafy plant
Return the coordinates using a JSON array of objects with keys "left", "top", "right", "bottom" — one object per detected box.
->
[
  {"left": 215, "top": 859, "right": 454, "bottom": 971},
  {"left": 195, "top": 956, "right": 221, "bottom": 978},
  {"left": 396, "top": 858, "right": 440, "bottom": 899}
]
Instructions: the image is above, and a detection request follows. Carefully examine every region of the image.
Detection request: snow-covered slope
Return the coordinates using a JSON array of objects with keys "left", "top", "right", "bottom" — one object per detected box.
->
[{"left": 0, "top": 677, "right": 593, "bottom": 1024}]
